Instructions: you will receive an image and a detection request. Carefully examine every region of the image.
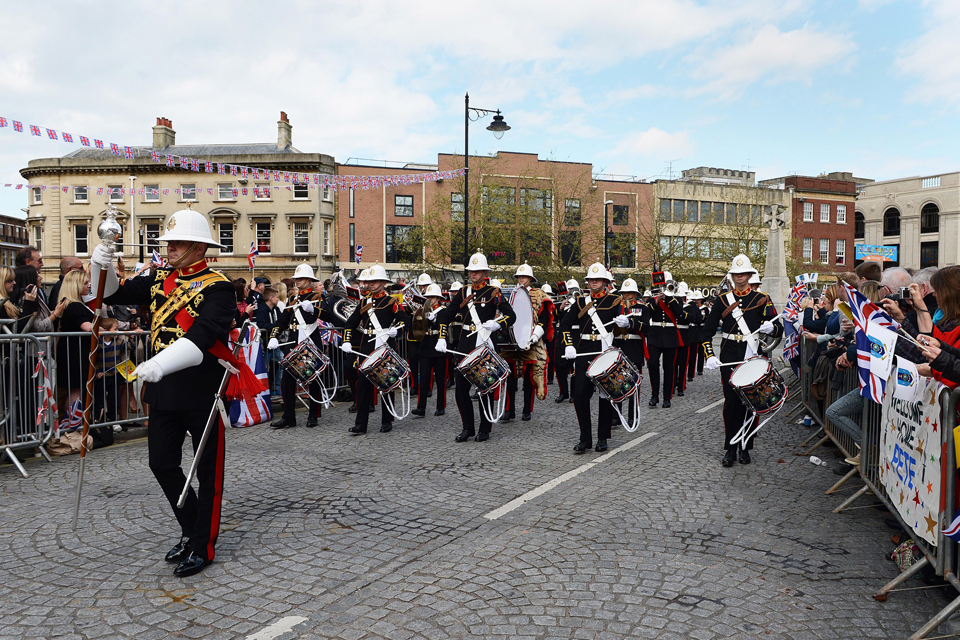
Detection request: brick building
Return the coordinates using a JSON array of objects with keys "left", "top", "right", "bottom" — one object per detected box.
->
[{"left": 0, "top": 215, "right": 29, "bottom": 267}]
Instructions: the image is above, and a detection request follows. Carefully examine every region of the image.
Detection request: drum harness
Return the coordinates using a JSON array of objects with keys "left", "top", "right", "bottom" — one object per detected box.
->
[
  {"left": 579, "top": 298, "right": 614, "bottom": 349},
  {"left": 359, "top": 298, "right": 411, "bottom": 420}
]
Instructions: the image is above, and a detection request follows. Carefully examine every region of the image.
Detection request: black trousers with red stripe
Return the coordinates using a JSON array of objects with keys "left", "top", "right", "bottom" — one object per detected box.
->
[
  {"left": 647, "top": 344, "right": 677, "bottom": 401},
  {"left": 674, "top": 345, "right": 689, "bottom": 393},
  {"left": 148, "top": 407, "right": 225, "bottom": 562},
  {"left": 417, "top": 355, "right": 446, "bottom": 411},
  {"left": 687, "top": 343, "right": 700, "bottom": 379},
  {"left": 572, "top": 356, "right": 612, "bottom": 446}
]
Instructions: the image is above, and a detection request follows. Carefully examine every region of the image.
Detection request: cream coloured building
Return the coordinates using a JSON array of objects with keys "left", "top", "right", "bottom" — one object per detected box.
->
[
  {"left": 19, "top": 114, "right": 337, "bottom": 285},
  {"left": 856, "top": 173, "right": 958, "bottom": 269}
]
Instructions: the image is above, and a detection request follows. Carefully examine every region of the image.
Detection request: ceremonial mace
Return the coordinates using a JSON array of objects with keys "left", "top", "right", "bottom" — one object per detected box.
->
[{"left": 72, "top": 205, "right": 122, "bottom": 531}]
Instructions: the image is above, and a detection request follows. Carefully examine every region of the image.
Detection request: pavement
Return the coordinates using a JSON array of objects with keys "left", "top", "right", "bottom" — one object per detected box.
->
[{"left": 0, "top": 358, "right": 955, "bottom": 639}]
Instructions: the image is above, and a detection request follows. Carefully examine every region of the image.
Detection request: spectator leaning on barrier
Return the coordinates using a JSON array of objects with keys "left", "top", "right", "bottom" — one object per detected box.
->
[{"left": 899, "top": 266, "right": 960, "bottom": 388}]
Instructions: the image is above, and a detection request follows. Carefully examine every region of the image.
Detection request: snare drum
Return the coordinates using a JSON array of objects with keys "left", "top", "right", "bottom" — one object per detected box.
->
[
  {"left": 280, "top": 340, "right": 331, "bottom": 385},
  {"left": 359, "top": 345, "right": 410, "bottom": 392},
  {"left": 586, "top": 348, "right": 641, "bottom": 402},
  {"left": 456, "top": 344, "right": 510, "bottom": 395},
  {"left": 729, "top": 357, "right": 787, "bottom": 414}
]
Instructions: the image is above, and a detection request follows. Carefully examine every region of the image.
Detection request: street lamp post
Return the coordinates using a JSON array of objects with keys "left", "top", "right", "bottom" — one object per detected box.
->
[
  {"left": 603, "top": 200, "right": 614, "bottom": 269},
  {"left": 463, "top": 92, "right": 510, "bottom": 270}
]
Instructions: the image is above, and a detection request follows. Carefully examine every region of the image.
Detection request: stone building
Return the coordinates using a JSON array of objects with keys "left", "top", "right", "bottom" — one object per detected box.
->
[
  {"left": 19, "top": 113, "right": 336, "bottom": 284},
  {"left": 855, "top": 173, "right": 957, "bottom": 269},
  {"left": 0, "top": 216, "right": 29, "bottom": 268}
]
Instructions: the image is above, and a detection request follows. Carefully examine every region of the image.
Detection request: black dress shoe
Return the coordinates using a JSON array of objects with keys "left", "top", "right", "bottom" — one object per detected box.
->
[
  {"left": 568, "top": 396, "right": 574, "bottom": 404},
  {"left": 446, "top": 380, "right": 454, "bottom": 389},
  {"left": 521, "top": 412, "right": 531, "bottom": 421},
  {"left": 455, "top": 430, "right": 473, "bottom": 442},
  {"left": 677, "top": 390, "right": 684, "bottom": 397},
  {"left": 347, "top": 404, "right": 357, "bottom": 413},
  {"left": 427, "top": 391, "right": 433, "bottom": 398},
  {"left": 164, "top": 536, "right": 191, "bottom": 563},
  {"left": 411, "top": 408, "right": 426, "bottom": 417},
  {"left": 662, "top": 400, "right": 672, "bottom": 408},
  {"left": 738, "top": 449, "right": 751, "bottom": 465},
  {"left": 174, "top": 553, "right": 211, "bottom": 578},
  {"left": 648, "top": 398, "right": 659, "bottom": 407},
  {"left": 434, "top": 409, "right": 445, "bottom": 416},
  {"left": 305, "top": 420, "right": 317, "bottom": 428},
  {"left": 687, "top": 377, "right": 694, "bottom": 382},
  {"left": 573, "top": 441, "right": 591, "bottom": 453},
  {"left": 348, "top": 425, "right": 367, "bottom": 435},
  {"left": 380, "top": 423, "right": 393, "bottom": 433},
  {"left": 722, "top": 450, "right": 736, "bottom": 467},
  {"left": 475, "top": 432, "right": 489, "bottom": 442},
  {"left": 270, "top": 417, "right": 296, "bottom": 429},
  {"left": 547, "top": 379, "right": 554, "bottom": 385},
  {"left": 554, "top": 394, "right": 569, "bottom": 403},
  {"left": 595, "top": 440, "right": 608, "bottom": 452}
]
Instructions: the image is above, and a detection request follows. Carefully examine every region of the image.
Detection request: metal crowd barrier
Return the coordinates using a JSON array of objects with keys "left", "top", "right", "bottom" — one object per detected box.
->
[{"left": 0, "top": 332, "right": 57, "bottom": 478}]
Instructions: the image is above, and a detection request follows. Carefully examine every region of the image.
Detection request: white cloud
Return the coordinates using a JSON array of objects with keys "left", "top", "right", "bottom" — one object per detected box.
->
[
  {"left": 895, "top": 0, "right": 960, "bottom": 109},
  {"left": 605, "top": 127, "right": 694, "bottom": 159},
  {"left": 691, "top": 24, "right": 857, "bottom": 100}
]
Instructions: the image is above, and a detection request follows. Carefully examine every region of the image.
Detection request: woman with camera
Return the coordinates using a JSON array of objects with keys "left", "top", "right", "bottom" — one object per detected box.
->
[{"left": 893, "top": 266, "right": 960, "bottom": 387}]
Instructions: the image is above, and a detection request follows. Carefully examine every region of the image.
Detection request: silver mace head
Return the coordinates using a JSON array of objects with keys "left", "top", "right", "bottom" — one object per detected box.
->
[{"left": 98, "top": 203, "right": 123, "bottom": 245}]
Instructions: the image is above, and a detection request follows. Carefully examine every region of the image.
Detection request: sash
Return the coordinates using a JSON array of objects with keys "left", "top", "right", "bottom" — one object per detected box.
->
[
  {"left": 152, "top": 271, "right": 225, "bottom": 331},
  {"left": 295, "top": 307, "right": 317, "bottom": 341},
  {"left": 658, "top": 298, "right": 684, "bottom": 345},
  {"left": 584, "top": 297, "right": 612, "bottom": 348},
  {"left": 724, "top": 291, "right": 758, "bottom": 355},
  {"left": 465, "top": 286, "right": 490, "bottom": 346}
]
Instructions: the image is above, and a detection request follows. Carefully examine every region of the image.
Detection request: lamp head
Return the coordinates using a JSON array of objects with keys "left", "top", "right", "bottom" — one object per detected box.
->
[
  {"left": 486, "top": 113, "right": 510, "bottom": 140},
  {"left": 604, "top": 200, "right": 614, "bottom": 206}
]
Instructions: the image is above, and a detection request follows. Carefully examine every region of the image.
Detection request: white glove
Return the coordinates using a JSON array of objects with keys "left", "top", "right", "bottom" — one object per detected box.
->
[
  {"left": 531, "top": 325, "right": 544, "bottom": 342},
  {"left": 435, "top": 338, "right": 447, "bottom": 353},
  {"left": 482, "top": 320, "right": 500, "bottom": 333},
  {"left": 565, "top": 345, "right": 577, "bottom": 360},
  {"left": 134, "top": 338, "right": 203, "bottom": 383},
  {"left": 427, "top": 310, "right": 438, "bottom": 322},
  {"left": 384, "top": 327, "right": 398, "bottom": 339},
  {"left": 705, "top": 356, "right": 721, "bottom": 371},
  {"left": 759, "top": 320, "right": 775, "bottom": 335},
  {"left": 267, "top": 338, "right": 279, "bottom": 350},
  {"left": 91, "top": 243, "right": 116, "bottom": 269},
  {"left": 301, "top": 300, "right": 314, "bottom": 314},
  {"left": 341, "top": 342, "right": 353, "bottom": 354},
  {"left": 614, "top": 315, "right": 630, "bottom": 328}
]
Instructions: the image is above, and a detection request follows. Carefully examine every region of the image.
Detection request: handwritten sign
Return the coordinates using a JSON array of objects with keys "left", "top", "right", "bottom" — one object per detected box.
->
[
  {"left": 880, "top": 370, "right": 943, "bottom": 546},
  {"left": 855, "top": 244, "right": 898, "bottom": 262}
]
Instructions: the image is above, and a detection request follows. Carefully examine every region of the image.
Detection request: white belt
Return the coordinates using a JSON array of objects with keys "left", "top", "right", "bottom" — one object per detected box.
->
[
  {"left": 649, "top": 321, "right": 677, "bottom": 328},
  {"left": 616, "top": 335, "right": 644, "bottom": 340},
  {"left": 580, "top": 335, "right": 606, "bottom": 341},
  {"left": 721, "top": 332, "right": 748, "bottom": 342},
  {"left": 676, "top": 324, "right": 689, "bottom": 329},
  {"left": 425, "top": 330, "right": 440, "bottom": 336}
]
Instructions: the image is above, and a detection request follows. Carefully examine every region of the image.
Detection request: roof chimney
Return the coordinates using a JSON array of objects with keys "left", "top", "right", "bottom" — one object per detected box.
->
[
  {"left": 278, "top": 111, "right": 292, "bottom": 149},
  {"left": 152, "top": 117, "right": 175, "bottom": 148}
]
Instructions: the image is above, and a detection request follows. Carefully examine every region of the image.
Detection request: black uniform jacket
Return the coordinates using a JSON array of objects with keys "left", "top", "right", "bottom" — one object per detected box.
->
[
  {"left": 273, "top": 290, "right": 341, "bottom": 347},
  {"left": 645, "top": 295, "right": 685, "bottom": 349},
  {"left": 699, "top": 288, "right": 782, "bottom": 362},
  {"left": 681, "top": 302, "right": 703, "bottom": 348},
  {"left": 437, "top": 280, "right": 517, "bottom": 352},
  {"left": 344, "top": 291, "right": 411, "bottom": 357},
  {"left": 104, "top": 259, "right": 235, "bottom": 412},
  {"left": 559, "top": 292, "right": 624, "bottom": 359},
  {"left": 420, "top": 300, "right": 448, "bottom": 358},
  {"left": 615, "top": 299, "right": 649, "bottom": 366}
]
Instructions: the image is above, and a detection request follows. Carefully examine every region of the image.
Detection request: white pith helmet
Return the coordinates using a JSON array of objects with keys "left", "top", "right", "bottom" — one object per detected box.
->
[
  {"left": 749, "top": 272, "right": 762, "bottom": 284},
  {"left": 366, "top": 264, "right": 391, "bottom": 283},
  {"left": 450, "top": 281, "right": 463, "bottom": 292},
  {"left": 566, "top": 279, "right": 580, "bottom": 290},
  {"left": 643, "top": 290, "right": 652, "bottom": 297},
  {"left": 585, "top": 262, "right": 612, "bottom": 281},
  {"left": 466, "top": 251, "right": 490, "bottom": 271},
  {"left": 416, "top": 273, "right": 433, "bottom": 286},
  {"left": 357, "top": 268, "right": 371, "bottom": 282},
  {"left": 677, "top": 282, "right": 689, "bottom": 297},
  {"left": 293, "top": 263, "right": 320, "bottom": 281},
  {"left": 663, "top": 271, "right": 673, "bottom": 282},
  {"left": 620, "top": 278, "right": 640, "bottom": 293},
  {"left": 490, "top": 278, "right": 502, "bottom": 288},
  {"left": 542, "top": 283, "right": 553, "bottom": 295},
  {"left": 514, "top": 263, "right": 537, "bottom": 282},
  {"left": 424, "top": 283, "right": 442, "bottom": 297},
  {"left": 158, "top": 209, "right": 223, "bottom": 247},
  {"left": 728, "top": 253, "right": 758, "bottom": 275}
]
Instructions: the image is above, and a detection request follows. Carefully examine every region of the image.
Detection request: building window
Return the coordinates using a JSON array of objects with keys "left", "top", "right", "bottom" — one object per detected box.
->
[
  {"left": 921, "top": 241, "right": 939, "bottom": 269},
  {"left": 293, "top": 183, "right": 309, "bottom": 200},
  {"left": 802, "top": 237, "right": 812, "bottom": 263},
  {"left": 144, "top": 184, "right": 160, "bottom": 202},
  {"left": 609, "top": 233, "right": 635, "bottom": 268},
  {"left": 322, "top": 222, "right": 331, "bottom": 255},
  {"left": 922, "top": 176, "right": 941, "bottom": 189},
  {"left": 31, "top": 187, "right": 41, "bottom": 205},
  {"left": 294, "top": 222, "right": 309, "bottom": 254},
  {"left": 803, "top": 201, "right": 813, "bottom": 222},
  {"left": 564, "top": 199, "right": 581, "bottom": 226},
  {"left": 920, "top": 203, "right": 940, "bottom": 234},
  {"left": 724, "top": 203, "right": 737, "bottom": 225},
  {"left": 451, "top": 193, "right": 464, "bottom": 222},
  {"left": 660, "top": 199, "right": 671, "bottom": 221},
  {"left": 483, "top": 186, "right": 517, "bottom": 224},
  {"left": 349, "top": 223, "right": 355, "bottom": 262},
  {"left": 520, "top": 188, "right": 552, "bottom": 224},
  {"left": 217, "top": 183, "right": 234, "bottom": 200},
  {"left": 609, "top": 204, "right": 627, "bottom": 225},
  {"left": 107, "top": 185, "right": 123, "bottom": 202},
  {"left": 883, "top": 208, "right": 900, "bottom": 237},
  {"left": 74, "top": 186, "right": 88, "bottom": 203},
  {"left": 836, "top": 239, "right": 846, "bottom": 265},
  {"left": 254, "top": 183, "right": 271, "bottom": 200},
  {"left": 33, "top": 226, "right": 42, "bottom": 253},
  {"left": 218, "top": 223, "right": 234, "bottom": 254},
  {"left": 181, "top": 184, "right": 197, "bottom": 201},
  {"left": 322, "top": 185, "right": 332, "bottom": 202},
  {"left": 855, "top": 211, "right": 865, "bottom": 239},
  {"left": 819, "top": 238, "right": 829, "bottom": 263},
  {"left": 349, "top": 188, "right": 355, "bottom": 218},
  {"left": 385, "top": 224, "right": 421, "bottom": 263},
  {"left": 395, "top": 195, "right": 414, "bottom": 217},
  {"left": 559, "top": 230, "right": 581, "bottom": 266},
  {"left": 820, "top": 203, "right": 830, "bottom": 223},
  {"left": 672, "top": 200, "right": 684, "bottom": 223},
  {"left": 687, "top": 201, "right": 699, "bottom": 223},
  {"left": 75, "top": 224, "right": 88, "bottom": 255},
  {"left": 256, "top": 222, "right": 271, "bottom": 254},
  {"left": 146, "top": 223, "right": 161, "bottom": 252},
  {"left": 836, "top": 204, "right": 846, "bottom": 224}
]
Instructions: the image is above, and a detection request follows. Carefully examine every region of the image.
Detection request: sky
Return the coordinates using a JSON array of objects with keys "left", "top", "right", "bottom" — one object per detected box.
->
[{"left": 0, "top": 0, "right": 957, "bottom": 219}]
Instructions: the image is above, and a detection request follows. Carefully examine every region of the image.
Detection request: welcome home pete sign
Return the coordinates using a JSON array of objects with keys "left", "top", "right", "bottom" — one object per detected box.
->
[{"left": 880, "top": 372, "right": 944, "bottom": 546}]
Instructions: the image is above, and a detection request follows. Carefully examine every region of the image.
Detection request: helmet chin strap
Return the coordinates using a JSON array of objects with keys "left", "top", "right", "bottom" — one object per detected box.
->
[{"left": 167, "top": 242, "right": 200, "bottom": 269}]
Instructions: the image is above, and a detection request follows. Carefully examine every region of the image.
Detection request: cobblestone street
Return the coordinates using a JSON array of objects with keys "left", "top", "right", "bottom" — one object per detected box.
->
[{"left": 0, "top": 364, "right": 953, "bottom": 639}]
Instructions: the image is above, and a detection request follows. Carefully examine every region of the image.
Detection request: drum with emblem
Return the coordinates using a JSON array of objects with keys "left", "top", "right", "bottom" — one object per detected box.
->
[
  {"left": 586, "top": 348, "right": 641, "bottom": 402},
  {"left": 729, "top": 357, "right": 787, "bottom": 414},
  {"left": 280, "top": 340, "right": 331, "bottom": 385},
  {"left": 359, "top": 345, "right": 411, "bottom": 392},
  {"left": 456, "top": 343, "right": 510, "bottom": 395}
]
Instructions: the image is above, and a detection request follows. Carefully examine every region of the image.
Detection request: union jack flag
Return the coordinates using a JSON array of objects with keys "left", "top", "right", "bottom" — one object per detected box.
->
[
  {"left": 242, "top": 187, "right": 248, "bottom": 196},
  {"left": 29, "top": 125, "right": 40, "bottom": 136},
  {"left": 180, "top": 156, "right": 188, "bottom": 169},
  {"left": 355, "top": 245, "right": 363, "bottom": 264},
  {"left": 228, "top": 326, "right": 272, "bottom": 427},
  {"left": 240, "top": 166, "right": 249, "bottom": 179},
  {"left": 151, "top": 151, "right": 160, "bottom": 162},
  {"left": 124, "top": 146, "right": 134, "bottom": 159},
  {"left": 162, "top": 188, "right": 169, "bottom": 195},
  {"left": 319, "top": 321, "right": 341, "bottom": 345},
  {"left": 110, "top": 143, "right": 120, "bottom": 155},
  {"left": 205, "top": 161, "right": 213, "bottom": 173},
  {"left": 232, "top": 189, "right": 238, "bottom": 197},
  {"left": 96, "top": 188, "right": 104, "bottom": 196},
  {"left": 283, "top": 172, "right": 290, "bottom": 183},
  {"left": 230, "top": 164, "right": 237, "bottom": 176},
  {"left": 46, "top": 128, "right": 57, "bottom": 140},
  {"left": 59, "top": 397, "right": 83, "bottom": 434},
  {"left": 94, "top": 139, "right": 104, "bottom": 149},
  {"left": 80, "top": 135, "right": 90, "bottom": 146},
  {"left": 217, "top": 163, "right": 225, "bottom": 175},
  {"left": 33, "top": 353, "right": 57, "bottom": 435},
  {"left": 292, "top": 172, "right": 299, "bottom": 183},
  {"left": 152, "top": 249, "right": 166, "bottom": 266},
  {"left": 253, "top": 188, "right": 261, "bottom": 198},
  {"left": 783, "top": 320, "right": 800, "bottom": 361},
  {"left": 0, "top": 117, "right": 6, "bottom": 127},
  {"left": 843, "top": 283, "right": 900, "bottom": 403},
  {"left": 62, "top": 132, "right": 73, "bottom": 143},
  {"left": 207, "top": 188, "right": 213, "bottom": 195},
  {"left": 13, "top": 120, "right": 23, "bottom": 132},
  {"left": 166, "top": 154, "right": 175, "bottom": 167},
  {"left": 248, "top": 241, "right": 258, "bottom": 270},
  {"left": 272, "top": 170, "right": 281, "bottom": 182},
  {"left": 191, "top": 158, "right": 200, "bottom": 171}
]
